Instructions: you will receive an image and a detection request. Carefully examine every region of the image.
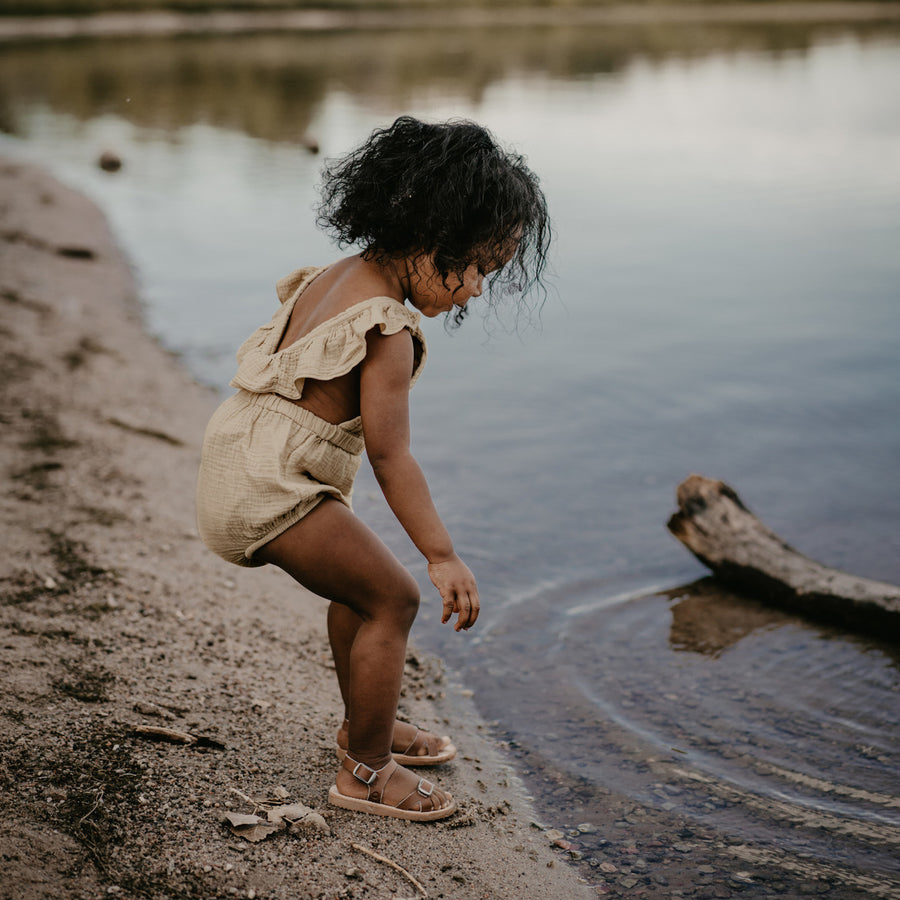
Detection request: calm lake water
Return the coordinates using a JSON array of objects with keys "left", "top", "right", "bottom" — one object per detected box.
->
[{"left": 2, "top": 16, "right": 899, "bottom": 895}]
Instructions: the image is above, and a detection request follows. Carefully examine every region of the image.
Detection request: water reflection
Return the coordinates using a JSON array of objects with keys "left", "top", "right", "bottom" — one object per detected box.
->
[
  {"left": 1, "top": 21, "right": 898, "bottom": 141},
  {"left": 666, "top": 578, "right": 790, "bottom": 657}
]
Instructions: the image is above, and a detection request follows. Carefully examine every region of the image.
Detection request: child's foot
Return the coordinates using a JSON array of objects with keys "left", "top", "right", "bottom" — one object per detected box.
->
[
  {"left": 336, "top": 719, "right": 456, "bottom": 766},
  {"left": 328, "top": 755, "right": 456, "bottom": 821}
]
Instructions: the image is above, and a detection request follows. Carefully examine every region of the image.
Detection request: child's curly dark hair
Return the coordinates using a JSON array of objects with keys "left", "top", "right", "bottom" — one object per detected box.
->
[{"left": 316, "top": 116, "right": 551, "bottom": 325}]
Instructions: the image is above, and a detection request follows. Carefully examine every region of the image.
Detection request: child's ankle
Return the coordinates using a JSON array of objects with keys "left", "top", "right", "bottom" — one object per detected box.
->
[{"left": 345, "top": 751, "right": 392, "bottom": 772}]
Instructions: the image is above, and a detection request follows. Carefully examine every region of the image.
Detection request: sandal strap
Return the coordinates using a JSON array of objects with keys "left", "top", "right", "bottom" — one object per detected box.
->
[
  {"left": 341, "top": 755, "right": 379, "bottom": 786},
  {"left": 417, "top": 778, "right": 434, "bottom": 797},
  {"left": 340, "top": 756, "right": 437, "bottom": 811},
  {"left": 399, "top": 728, "right": 422, "bottom": 756}
]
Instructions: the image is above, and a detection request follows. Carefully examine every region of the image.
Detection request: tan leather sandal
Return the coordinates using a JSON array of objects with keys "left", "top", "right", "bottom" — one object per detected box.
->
[
  {"left": 328, "top": 755, "right": 457, "bottom": 821},
  {"left": 336, "top": 720, "right": 456, "bottom": 766}
]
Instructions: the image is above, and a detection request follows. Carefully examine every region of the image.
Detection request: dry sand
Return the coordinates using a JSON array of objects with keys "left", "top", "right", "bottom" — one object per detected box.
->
[{"left": 0, "top": 157, "right": 593, "bottom": 900}]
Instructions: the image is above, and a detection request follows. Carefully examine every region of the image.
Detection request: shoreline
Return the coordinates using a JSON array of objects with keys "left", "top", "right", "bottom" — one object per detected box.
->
[
  {"left": 0, "top": 156, "right": 592, "bottom": 898},
  {"left": 2, "top": 2, "right": 900, "bottom": 41}
]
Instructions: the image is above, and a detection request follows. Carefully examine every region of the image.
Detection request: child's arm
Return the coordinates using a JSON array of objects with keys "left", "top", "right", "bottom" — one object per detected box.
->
[{"left": 360, "top": 328, "right": 480, "bottom": 632}]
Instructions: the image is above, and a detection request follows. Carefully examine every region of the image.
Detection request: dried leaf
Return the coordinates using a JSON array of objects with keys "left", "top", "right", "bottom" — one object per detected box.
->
[
  {"left": 297, "top": 811, "right": 329, "bottom": 833},
  {"left": 224, "top": 813, "right": 266, "bottom": 828},
  {"left": 266, "top": 803, "right": 313, "bottom": 824},
  {"left": 223, "top": 812, "right": 283, "bottom": 843}
]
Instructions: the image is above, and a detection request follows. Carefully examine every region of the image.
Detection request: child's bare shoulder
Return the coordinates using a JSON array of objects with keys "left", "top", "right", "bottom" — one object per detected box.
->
[{"left": 279, "top": 256, "right": 404, "bottom": 351}]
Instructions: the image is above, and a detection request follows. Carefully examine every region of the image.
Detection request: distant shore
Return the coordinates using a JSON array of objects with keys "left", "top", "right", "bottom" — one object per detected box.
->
[{"left": 2, "top": 2, "right": 899, "bottom": 42}]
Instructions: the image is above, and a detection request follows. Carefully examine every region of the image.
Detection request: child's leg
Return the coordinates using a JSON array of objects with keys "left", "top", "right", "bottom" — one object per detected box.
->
[
  {"left": 257, "top": 499, "right": 453, "bottom": 814},
  {"left": 326, "top": 601, "right": 357, "bottom": 720},
  {"left": 329, "top": 603, "right": 456, "bottom": 765},
  {"left": 255, "top": 498, "right": 453, "bottom": 815},
  {"left": 258, "top": 498, "right": 416, "bottom": 768}
]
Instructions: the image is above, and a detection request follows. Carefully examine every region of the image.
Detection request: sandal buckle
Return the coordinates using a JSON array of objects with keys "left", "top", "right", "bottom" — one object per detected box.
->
[
  {"left": 352, "top": 762, "right": 377, "bottom": 786},
  {"left": 417, "top": 779, "right": 434, "bottom": 798}
]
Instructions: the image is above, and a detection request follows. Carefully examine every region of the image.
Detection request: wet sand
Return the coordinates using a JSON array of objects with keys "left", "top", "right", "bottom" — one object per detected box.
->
[{"left": 0, "top": 157, "right": 593, "bottom": 899}]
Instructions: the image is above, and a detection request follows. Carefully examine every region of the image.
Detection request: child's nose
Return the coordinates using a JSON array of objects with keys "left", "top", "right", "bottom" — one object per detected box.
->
[{"left": 471, "top": 274, "right": 484, "bottom": 297}]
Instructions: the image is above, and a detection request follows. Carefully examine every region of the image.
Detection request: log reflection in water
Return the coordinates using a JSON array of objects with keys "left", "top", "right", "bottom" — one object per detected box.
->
[{"left": 666, "top": 577, "right": 792, "bottom": 657}]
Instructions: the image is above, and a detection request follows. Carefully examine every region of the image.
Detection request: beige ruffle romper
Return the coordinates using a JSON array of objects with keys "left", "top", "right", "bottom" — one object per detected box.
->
[{"left": 196, "top": 265, "right": 427, "bottom": 567}]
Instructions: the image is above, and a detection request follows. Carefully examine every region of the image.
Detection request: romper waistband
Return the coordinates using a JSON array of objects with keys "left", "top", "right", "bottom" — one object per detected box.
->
[{"left": 241, "top": 391, "right": 364, "bottom": 456}]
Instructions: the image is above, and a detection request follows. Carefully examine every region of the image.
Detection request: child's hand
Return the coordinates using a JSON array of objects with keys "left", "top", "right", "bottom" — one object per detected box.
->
[{"left": 428, "top": 556, "right": 480, "bottom": 632}]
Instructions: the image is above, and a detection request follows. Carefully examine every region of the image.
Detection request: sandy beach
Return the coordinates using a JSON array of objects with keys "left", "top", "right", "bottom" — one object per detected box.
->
[{"left": 0, "top": 157, "right": 594, "bottom": 899}]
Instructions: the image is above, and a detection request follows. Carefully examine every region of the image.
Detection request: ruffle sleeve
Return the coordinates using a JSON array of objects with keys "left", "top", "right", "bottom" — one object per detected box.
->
[{"left": 230, "top": 289, "right": 427, "bottom": 400}]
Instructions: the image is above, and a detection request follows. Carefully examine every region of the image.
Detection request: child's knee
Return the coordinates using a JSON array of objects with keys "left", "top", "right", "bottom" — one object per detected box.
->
[
  {"left": 358, "top": 568, "right": 420, "bottom": 627},
  {"left": 393, "top": 572, "right": 421, "bottom": 626}
]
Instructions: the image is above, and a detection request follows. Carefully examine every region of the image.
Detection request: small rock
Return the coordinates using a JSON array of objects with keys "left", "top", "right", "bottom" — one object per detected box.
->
[
  {"left": 554, "top": 839, "right": 579, "bottom": 852},
  {"left": 578, "top": 822, "right": 599, "bottom": 834},
  {"left": 98, "top": 151, "right": 122, "bottom": 172},
  {"left": 673, "top": 842, "right": 695, "bottom": 853},
  {"left": 545, "top": 829, "right": 565, "bottom": 842},
  {"left": 618, "top": 876, "right": 640, "bottom": 888}
]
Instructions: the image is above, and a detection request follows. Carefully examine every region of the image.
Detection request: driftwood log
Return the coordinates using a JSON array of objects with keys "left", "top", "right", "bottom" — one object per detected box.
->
[{"left": 667, "top": 474, "right": 900, "bottom": 639}]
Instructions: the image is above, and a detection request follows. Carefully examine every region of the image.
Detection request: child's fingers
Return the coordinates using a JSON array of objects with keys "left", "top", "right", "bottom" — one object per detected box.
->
[
  {"left": 440, "top": 591, "right": 456, "bottom": 624},
  {"left": 454, "top": 588, "right": 480, "bottom": 632}
]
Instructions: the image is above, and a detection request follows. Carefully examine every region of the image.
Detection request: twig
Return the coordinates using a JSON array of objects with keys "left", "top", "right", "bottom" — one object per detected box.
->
[
  {"left": 76, "top": 787, "right": 105, "bottom": 828},
  {"left": 352, "top": 843, "right": 427, "bottom": 897},
  {"left": 228, "top": 786, "right": 261, "bottom": 811},
  {"left": 133, "top": 725, "right": 197, "bottom": 744}
]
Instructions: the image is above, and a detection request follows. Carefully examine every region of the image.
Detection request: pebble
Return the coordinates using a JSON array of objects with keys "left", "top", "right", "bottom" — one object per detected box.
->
[
  {"left": 619, "top": 876, "right": 640, "bottom": 888},
  {"left": 730, "top": 872, "right": 755, "bottom": 884},
  {"left": 578, "top": 822, "right": 600, "bottom": 834},
  {"left": 554, "top": 839, "right": 579, "bottom": 852},
  {"left": 545, "top": 829, "right": 565, "bottom": 842},
  {"left": 98, "top": 150, "right": 122, "bottom": 172},
  {"left": 673, "top": 842, "right": 695, "bottom": 852},
  {"left": 698, "top": 865, "right": 717, "bottom": 874}
]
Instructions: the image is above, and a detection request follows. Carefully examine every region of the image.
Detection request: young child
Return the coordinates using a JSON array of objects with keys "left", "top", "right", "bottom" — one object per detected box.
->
[{"left": 196, "top": 116, "right": 550, "bottom": 821}]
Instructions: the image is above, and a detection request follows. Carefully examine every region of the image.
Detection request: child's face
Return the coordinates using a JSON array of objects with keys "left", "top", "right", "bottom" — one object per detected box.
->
[
  {"left": 407, "top": 255, "right": 486, "bottom": 318},
  {"left": 407, "top": 240, "right": 516, "bottom": 317}
]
